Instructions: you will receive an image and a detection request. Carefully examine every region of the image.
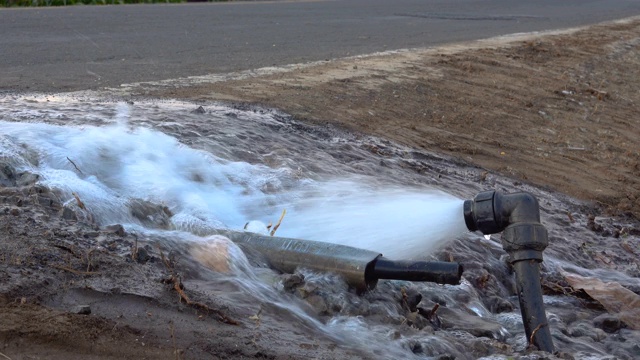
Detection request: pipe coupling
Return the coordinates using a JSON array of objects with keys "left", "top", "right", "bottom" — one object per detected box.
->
[
  {"left": 502, "top": 223, "right": 549, "bottom": 262},
  {"left": 463, "top": 190, "right": 501, "bottom": 234}
]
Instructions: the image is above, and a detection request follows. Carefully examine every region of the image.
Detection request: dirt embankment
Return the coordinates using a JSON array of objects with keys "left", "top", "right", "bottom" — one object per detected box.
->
[{"left": 147, "top": 18, "right": 640, "bottom": 219}]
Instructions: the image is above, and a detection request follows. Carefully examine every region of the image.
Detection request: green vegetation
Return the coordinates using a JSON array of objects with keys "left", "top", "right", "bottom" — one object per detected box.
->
[{"left": 1, "top": 0, "right": 233, "bottom": 6}]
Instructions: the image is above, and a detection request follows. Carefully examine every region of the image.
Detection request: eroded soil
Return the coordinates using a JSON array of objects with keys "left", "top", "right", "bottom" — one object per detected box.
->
[
  {"left": 143, "top": 17, "right": 640, "bottom": 219},
  {"left": 1, "top": 16, "right": 640, "bottom": 360}
]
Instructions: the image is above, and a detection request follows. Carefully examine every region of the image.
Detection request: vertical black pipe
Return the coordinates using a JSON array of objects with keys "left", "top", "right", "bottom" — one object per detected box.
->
[
  {"left": 464, "top": 191, "right": 555, "bottom": 353},
  {"left": 513, "top": 260, "right": 554, "bottom": 352}
]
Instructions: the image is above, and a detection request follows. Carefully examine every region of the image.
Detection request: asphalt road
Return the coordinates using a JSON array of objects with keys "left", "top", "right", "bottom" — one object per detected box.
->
[{"left": 2, "top": 0, "right": 640, "bottom": 92}]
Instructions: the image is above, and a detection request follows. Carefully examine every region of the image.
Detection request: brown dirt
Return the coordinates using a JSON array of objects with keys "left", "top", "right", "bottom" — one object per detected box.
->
[
  {"left": 144, "top": 17, "right": 640, "bottom": 219},
  {"left": 0, "top": 186, "right": 363, "bottom": 360},
  {"left": 3, "top": 16, "right": 640, "bottom": 360}
]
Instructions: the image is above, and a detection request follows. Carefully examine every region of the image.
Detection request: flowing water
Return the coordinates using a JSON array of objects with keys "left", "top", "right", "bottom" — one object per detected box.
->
[
  {"left": 0, "top": 100, "right": 466, "bottom": 256},
  {"left": 1, "top": 94, "right": 639, "bottom": 359}
]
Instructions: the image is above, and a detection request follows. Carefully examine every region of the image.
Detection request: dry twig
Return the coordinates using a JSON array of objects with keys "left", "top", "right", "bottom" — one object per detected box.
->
[
  {"left": 566, "top": 211, "right": 575, "bottom": 223},
  {"left": 400, "top": 287, "right": 408, "bottom": 309},
  {"left": 53, "top": 244, "right": 83, "bottom": 259},
  {"left": 270, "top": 209, "right": 287, "bottom": 236},
  {"left": 131, "top": 236, "right": 138, "bottom": 261},
  {"left": 0, "top": 350, "right": 13, "bottom": 360},
  {"left": 71, "top": 192, "right": 86, "bottom": 210},
  {"left": 158, "top": 247, "right": 238, "bottom": 325},
  {"left": 169, "top": 321, "right": 180, "bottom": 360},
  {"left": 51, "top": 264, "right": 100, "bottom": 275},
  {"left": 66, "top": 157, "right": 83, "bottom": 175},
  {"left": 86, "top": 248, "right": 95, "bottom": 273},
  {"left": 529, "top": 322, "right": 547, "bottom": 346},
  {"left": 430, "top": 303, "right": 440, "bottom": 315}
]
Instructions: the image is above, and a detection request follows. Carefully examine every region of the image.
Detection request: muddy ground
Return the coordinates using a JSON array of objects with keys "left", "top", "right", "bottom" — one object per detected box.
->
[
  {"left": 1, "top": 16, "right": 640, "bottom": 360},
  {"left": 142, "top": 17, "right": 640, "bottom": 219}
]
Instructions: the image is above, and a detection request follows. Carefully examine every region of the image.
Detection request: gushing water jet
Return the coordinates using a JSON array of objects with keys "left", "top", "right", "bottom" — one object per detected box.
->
[{"left": 221, "top": 190, "right": 554, "bottom": 354}]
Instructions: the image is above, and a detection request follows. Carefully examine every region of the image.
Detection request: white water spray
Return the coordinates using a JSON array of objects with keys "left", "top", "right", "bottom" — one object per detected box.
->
[
  {"left": 0, "top": 105, "right": 467, "bottom": 258},
  {"left": 274, "top": 184, "right": 466, "bottom": 258}
]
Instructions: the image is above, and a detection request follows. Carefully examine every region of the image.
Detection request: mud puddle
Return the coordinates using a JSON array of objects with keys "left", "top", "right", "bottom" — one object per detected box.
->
[{"left": 1, "top": 94, "right": 639, "bottom": 359}]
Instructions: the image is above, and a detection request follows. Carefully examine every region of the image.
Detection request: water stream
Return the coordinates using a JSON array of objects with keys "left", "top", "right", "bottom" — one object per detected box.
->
[{"left": 1, "top": 94, "right": 639, "bottom": 359}]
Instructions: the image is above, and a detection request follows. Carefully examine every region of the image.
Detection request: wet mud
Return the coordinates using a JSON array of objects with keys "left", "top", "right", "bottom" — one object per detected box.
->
[{"left": 0, "top": 96, "right": 639, "bottom": 359}]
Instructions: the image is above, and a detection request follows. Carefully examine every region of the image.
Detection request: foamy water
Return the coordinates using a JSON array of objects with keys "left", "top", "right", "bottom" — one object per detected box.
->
[
  {"left": 0, "top": 98, "right": 471, "bottom": 358},
  {"left": 0, "top": 102, "right": 466, "bottom": 259},
  {"left": 3, "top": 97, "right": 636, "bottom": 359}
]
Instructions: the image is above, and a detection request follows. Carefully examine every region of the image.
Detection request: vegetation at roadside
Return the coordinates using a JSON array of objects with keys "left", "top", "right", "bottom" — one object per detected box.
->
[{"left": 1, "top": 0, "right": 232, "bottom": 6}]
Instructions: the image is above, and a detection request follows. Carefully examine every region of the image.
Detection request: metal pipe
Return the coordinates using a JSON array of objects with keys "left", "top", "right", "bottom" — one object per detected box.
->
[
  {"left": 464, "top": 190, "right": 555, "bottom": 353},
  {"left": 219, "top": 230, "right": 462, "bottom": 292}
]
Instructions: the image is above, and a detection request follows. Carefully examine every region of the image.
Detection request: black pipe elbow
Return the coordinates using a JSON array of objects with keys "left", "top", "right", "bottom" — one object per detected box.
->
[
  {"left": 464, "top": 190, "right": 541, "bottom": 234},
  {"left": 463, "top": 190, "right": 554, "bottom": 353},
  {"left": 463, "top": 190, "right": 549, "bottom": 262}
]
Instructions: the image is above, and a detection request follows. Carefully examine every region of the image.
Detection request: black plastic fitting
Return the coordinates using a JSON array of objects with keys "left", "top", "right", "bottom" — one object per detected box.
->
[
  {"left": 463, "top": 190, "right": 555, "bottom": 353},
  {"left": 464, "top": 191, "right": 549, "bottom": 261},
  {"left": 370, "top": 257, "right": 463, "bottom": 285}
]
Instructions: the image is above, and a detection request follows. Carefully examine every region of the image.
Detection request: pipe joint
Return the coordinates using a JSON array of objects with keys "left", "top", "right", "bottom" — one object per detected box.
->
[
  {"left": 463, "top": 191, "right": 543, "bottom": 234},
  {"left": 464, "top": 190, "right": 500, "bottom": 233},
  {"left": 502, "top": 223, "right": 548, "bottom": 262},
  {"left": 464, "top": 190, "right": 555, "bottom": 353}
]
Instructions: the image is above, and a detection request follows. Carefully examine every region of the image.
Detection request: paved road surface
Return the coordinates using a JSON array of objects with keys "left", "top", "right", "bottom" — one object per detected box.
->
[{"left": 2, "top": 0, "right": 640, "bottom": 92}]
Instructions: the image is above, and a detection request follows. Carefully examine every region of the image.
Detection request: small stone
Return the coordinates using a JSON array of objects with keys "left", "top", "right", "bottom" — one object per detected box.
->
[
  {"left": 72, "top": 305, "right": 91, "bottom": 315},
  {"left": 60, "top": 206, "right": 77, "bottom": 221},
  {"left": 192, "top": 106, "right": 206, "bottom": 114},
  {"left": 568, "top": 322, "right": 604, "bottom": 341},
  {"left": 9, "top": 207, "right": 21, "bottom": 216},
  {"left": 16, "top": 172, "right": 40, "bottom": 187},
  {"left": 568, "top": 322, "right": 591, "bottom": 337},
  {"left": 587, "top": 215, "right": 603, "bottom": 233},
  {"left": 486, "top": 296, "right": 514, "bottom": 314},
  {"left": 104, "top": 224, "right": 126, "bottom": 237},
  {"left": 32, "top": 194, "right": 53, "bottom": 207},
  {"left": 305, "top": 294, "right": 328, "bottom": 315},
  {"left": 556, "top": 352, "right": 576, "bottom": 360},
  {"left": 282, "top": 273, "right": 305, "bottom": 292},
  {"left": 592, "top": 328, "right": 607, "bottom": 341},
  {"left": 409, "top": 341, "right": 423, "bottom": 354},
  {"left": 401, "top": 288, "right": 423, "bottom": 312},
  {"left": 0, "top": 164, "right": 17, "bottom": 187},
  {"left": 470, "top": 339, "right": 492, "bottom": 356},
  {"left": 593, "top": 314, "right": 622, "bottom": 333},
  {"left": 435, "top": 355, "right": 456, "bottom": 360},
  {"left": 135, "top": 247, "right": 151, "bottom": 263}
]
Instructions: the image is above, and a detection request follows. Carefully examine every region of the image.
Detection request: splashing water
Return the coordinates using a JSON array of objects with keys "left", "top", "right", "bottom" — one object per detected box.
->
[
  {"left": 6, "top": 98, "right": 637, "bottom": 359},
  {"left": 275, "top": 185, "right": 466, "bottom": 258},
  {"left": 0, "top": 104, "right": 466, "bottom": 258},
  {"left": 0, "top": 99, "right": 474, "bottom": 359}
]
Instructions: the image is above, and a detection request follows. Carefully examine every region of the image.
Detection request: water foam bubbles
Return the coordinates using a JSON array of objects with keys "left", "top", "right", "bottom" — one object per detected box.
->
[{"left": 1, "top": 113, "right": 466, "bottom": 258}]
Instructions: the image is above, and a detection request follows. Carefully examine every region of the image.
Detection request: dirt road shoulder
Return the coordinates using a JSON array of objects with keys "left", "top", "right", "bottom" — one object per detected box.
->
[{"left": 139, "top": 17, "right": 640, "bottom": 218}]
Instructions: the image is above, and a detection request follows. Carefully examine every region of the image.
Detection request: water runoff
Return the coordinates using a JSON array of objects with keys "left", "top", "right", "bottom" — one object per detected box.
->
[{"left": 1, "top": 95, "right": 475, "bottom": 358}]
